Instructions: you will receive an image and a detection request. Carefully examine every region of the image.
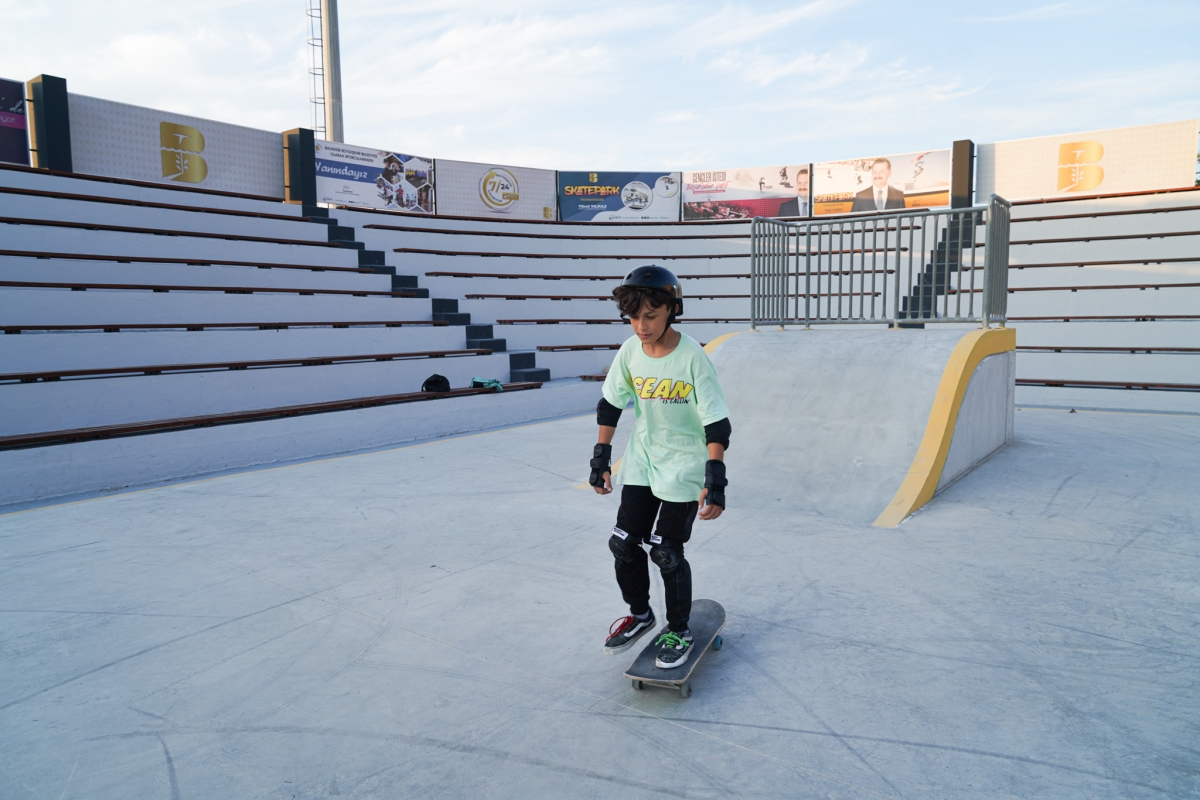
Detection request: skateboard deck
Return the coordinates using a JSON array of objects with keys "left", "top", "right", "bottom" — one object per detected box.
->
[{"left": 624, "top": 599, "right": 725, "bottom": 698}]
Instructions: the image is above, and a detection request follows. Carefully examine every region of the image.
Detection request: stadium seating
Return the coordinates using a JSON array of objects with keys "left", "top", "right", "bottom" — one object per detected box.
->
[
  {"left": 1, "top": 158, "right": 1196, "bottom": 506},
  {"left": 1002, "top": 188, "right": 1200, "bottom": 408}
]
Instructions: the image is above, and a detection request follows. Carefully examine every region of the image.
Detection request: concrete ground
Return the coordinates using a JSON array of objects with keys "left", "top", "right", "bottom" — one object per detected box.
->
[{"left": 1, "top": 407, "right": 1198, "bottom": 799}]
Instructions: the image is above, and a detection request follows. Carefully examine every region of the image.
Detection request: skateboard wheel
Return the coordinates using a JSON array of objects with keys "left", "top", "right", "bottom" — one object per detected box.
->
[
  {"left": 632, "top": 679, "right": 644, "bottom": 691},
  {"left": 679, "top": 682, "right": 692, "bottom": 698},
  {"left": 712, "top": 635, "right": 723, "bottom": 651}
]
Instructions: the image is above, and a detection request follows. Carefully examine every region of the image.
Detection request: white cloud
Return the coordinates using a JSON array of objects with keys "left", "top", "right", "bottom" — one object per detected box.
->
[{"left": 0, "top": 1, "right": 1195, "bottom": 170}]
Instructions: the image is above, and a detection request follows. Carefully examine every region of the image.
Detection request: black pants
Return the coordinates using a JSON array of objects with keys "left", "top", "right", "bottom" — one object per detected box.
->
[{"left": 609, "top": 484, "right": 697, "bottom": 633}]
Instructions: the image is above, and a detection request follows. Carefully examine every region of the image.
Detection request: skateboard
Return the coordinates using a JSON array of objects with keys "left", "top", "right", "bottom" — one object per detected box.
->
[{"left": 624, "top": 599, "right": 725, "bottom": 698}]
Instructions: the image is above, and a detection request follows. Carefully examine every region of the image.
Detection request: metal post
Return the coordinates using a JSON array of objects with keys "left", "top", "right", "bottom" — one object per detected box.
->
[{"left": 321, "top": 0, "right": 345, "bottom": 142}]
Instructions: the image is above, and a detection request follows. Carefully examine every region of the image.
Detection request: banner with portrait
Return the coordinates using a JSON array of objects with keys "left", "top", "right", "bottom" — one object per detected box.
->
[
  {"left": 67, "top": 93, "right": 284, "bottom": 197},
  {"left": 0, "top": 78, "right": 29, "bottom": 166},
  {"left": 682, "top": 165, "right": 810, "bottom": 220},
  {"left": 558, "top": 171, "right": 681, "bottom": 222},
  {"left": 435, "top": 159, "right": 557, "bottom": 220},
  {"left": 976, "top": 120, "right": 1199, "bottom": 202},
  {"left": 314, "top": 141, "right": 435, "bottom": 213},
  {"left": 812, "top": 150, "right": 950, "bottom": 216}
]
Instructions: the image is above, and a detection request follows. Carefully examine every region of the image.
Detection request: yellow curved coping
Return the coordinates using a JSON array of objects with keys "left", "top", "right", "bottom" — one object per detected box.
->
[
  {"left": 703, "top": 329, "right": 752, "bottom": 355},
  {"left": 873, "top": 326, "right": 1016, "bottom": 528}
]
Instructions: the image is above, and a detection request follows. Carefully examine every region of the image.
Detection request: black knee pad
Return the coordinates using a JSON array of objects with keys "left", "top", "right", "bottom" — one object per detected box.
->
[
  {"left": 609, "top": 529, "right": 640, "bottom": 564},
  {"left": 650, "top": 545, "right": 684, "bottom": 575}
]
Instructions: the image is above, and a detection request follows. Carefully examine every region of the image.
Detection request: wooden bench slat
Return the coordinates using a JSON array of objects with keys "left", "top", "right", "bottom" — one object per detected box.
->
[
  {"left": 3, "top": 320, "right": 447, "bottom": 333},
  {"left": 0, "top": 279, "right": 415, "bottom": 298},
  {"left": 1016, "top": 378, "right": 1200, "bottom": 391},
  {"left": 0, "top": 248, "right": 372, "bottom": 274},
  {"left": 0, "top": 382, "right": 543, "bottom": 450},
  {"left": 0, "top": 185, "right": 316, "bottom": 223},
  {"left": 1017, "top": 346, "right": 1200, "bottom": 354},
  {"left": 0, "top": 349, "right": 494, "bottom": 383},
  {"left": 0, "top": 215, "right": 346, "bottom": 248}
]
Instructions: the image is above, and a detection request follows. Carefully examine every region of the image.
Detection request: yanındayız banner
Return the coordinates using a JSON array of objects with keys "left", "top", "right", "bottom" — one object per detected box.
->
[
  {"left": 315, "top": 141, "right": 435, "bottom": 213},
  {"left": 682, "top": 165, "right": 809, "bottom": 220},
  {"left": 812, "top": 149, "right": 950, "bottom": 216},
  {"left": 436, "top": 159, "right": 557, "bottom": 220},
  {"left": 558, "top": 171, "right": 681, "bottom": 222},
  {"left": 0, "top": 78, "right": 29, "bottom": 166},
  {"left": 67, "top": 94, "right": 284, "bottom": 197},
  {"left": 976, "top": 120, "right": 1199, "bottom": 202}
]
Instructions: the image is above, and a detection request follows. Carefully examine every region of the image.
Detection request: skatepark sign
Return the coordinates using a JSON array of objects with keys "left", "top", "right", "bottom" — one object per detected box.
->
[
  {"left": 65, "top": 93, "right": 284, "bottom": 198},
  {"left": 976, "top": 119, "right": 1199, "bottom": 201}
]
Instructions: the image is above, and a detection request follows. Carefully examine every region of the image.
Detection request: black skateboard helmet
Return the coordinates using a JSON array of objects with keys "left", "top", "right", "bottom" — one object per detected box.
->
[{"left": 614, "top": 265, "right": 684, "bottom": 320}]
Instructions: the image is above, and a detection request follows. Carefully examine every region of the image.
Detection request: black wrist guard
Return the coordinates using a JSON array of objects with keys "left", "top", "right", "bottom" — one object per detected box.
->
[
  {"left": 589, "top": 443, "right": 613, "bottom": 487},
  {"left": 704, "top": 459, "right": 727, "bottom": 508}
]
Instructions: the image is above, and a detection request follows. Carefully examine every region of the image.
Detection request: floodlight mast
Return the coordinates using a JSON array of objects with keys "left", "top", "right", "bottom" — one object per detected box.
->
[
  {"left": 321, "top": 0, "right": 344, "bottom": 142},
  {"left": 305, "top": 0, "right": 344, "bottom": 142}
]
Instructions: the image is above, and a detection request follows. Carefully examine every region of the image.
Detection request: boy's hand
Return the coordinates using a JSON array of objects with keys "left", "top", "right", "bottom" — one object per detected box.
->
[
  {"left": 699, "top": 489, "right": 723, "bottom": 520},
  {"left": 699, "top": 459, "right": 726, "bottom": 520},
  {"left": 589, "top": 443, "right": 613, "bottom": 494}
]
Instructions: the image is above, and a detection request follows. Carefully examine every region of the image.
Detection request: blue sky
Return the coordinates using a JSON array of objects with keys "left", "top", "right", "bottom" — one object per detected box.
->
[{"left": 2, "top": 1, "right": 1197, "bottom": 170}]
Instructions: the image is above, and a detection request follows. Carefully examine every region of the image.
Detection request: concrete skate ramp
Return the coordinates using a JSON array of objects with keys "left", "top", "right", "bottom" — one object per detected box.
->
[{"left": 707, "top": 327, "right": 1015, "bottom": 525}]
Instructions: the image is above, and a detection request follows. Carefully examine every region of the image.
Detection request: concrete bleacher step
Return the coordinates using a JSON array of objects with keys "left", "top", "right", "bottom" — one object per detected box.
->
[
  {"left": 0, "top": 288, "right": 434, "bottom": 326},
  {"left": 431, "top": 298, "right": 470, "bottom": 325},
  {"left": 0, "top": 326, "right": 473, "bottom": 373},
  {"left": 0, "top": 191, "right": 333, "bottom": 242},
  {"left": 390, "top": 273, "right": 429, "bottom": 297},
  {"left": 0, "top": 256, "right": 396, "bottom": 292},
  {"left": 0, "top": 352, "right": 513, "bottom": 436},
  {"left": 1, "top": 223, "right": 366, "bottom": 269},
  {"left": 0, "top": 163, "right": 307, "bottom": 215},
  {"left": 508, "top": 351, "right": 550, "bottom": 382},
  {"left": 0, "top": 376, "right": 603, "bottom": 507},
  {"left": 0, "top": 381, "right": 546, "bottom": 450},
  {"left": 464, "top": 324, "right": 506, "bottom": 352}
]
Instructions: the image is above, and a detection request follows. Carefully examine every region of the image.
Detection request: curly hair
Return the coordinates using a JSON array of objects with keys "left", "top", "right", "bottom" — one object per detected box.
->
[{"left": 613, "top": 285, "right": 675, "bottom": 319}]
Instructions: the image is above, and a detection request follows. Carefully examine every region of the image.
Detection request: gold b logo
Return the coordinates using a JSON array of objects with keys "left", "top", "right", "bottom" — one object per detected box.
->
[
  {"left": 1057, "top": 141, "right": 1104, "bottom": 192},
  {"left": 160, "top": 122, "right": 208, "bottom": 183}
]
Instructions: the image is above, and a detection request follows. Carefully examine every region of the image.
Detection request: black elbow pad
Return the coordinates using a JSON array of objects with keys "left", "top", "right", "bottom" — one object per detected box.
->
[
  {"left": 597, "top": 397, "right": 623, "bottom": 427},
  {"left": 704, "top": 418, "right": 731, "bottom": 450}
]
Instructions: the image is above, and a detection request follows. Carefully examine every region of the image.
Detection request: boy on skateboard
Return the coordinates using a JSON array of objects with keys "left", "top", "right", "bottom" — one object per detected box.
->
[{"left": 589, "top": 265, "right": 731, "bottom": 669}]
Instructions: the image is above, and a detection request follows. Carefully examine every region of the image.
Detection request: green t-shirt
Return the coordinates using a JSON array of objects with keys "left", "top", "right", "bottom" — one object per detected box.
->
[{"left": 602, "top": 332, "right": 730, "bottom": 503}]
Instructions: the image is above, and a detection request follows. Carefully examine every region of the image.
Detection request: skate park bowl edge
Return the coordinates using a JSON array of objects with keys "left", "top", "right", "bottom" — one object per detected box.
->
[{"left": 705, "top": 326, "right": 1016, "bottom": 526}]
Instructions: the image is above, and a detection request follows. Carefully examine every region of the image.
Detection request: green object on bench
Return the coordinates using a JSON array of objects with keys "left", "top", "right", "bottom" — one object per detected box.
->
[{"left": 470, "top": 377, "right": 504, "bottom": 392}]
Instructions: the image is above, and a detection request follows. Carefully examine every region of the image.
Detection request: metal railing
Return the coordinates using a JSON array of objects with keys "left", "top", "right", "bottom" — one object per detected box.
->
[{"left": 750, "top": 194, "right": 1012, "bottom": 328}]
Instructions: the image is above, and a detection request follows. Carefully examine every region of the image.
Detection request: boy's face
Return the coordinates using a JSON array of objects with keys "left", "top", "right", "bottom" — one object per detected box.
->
[{"left": 628, "top": 299, "right": 670, "bottom": 343}]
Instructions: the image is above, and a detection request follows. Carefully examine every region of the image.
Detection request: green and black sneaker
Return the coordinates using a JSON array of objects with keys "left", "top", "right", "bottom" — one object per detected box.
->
[{"left": 653, "top": 630, "right": 693, "bottom": 669}]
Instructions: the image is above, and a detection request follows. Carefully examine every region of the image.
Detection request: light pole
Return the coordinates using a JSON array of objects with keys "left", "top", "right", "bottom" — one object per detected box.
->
[{"left": 321, "top": 0, "right": 344, "bottom": 142}]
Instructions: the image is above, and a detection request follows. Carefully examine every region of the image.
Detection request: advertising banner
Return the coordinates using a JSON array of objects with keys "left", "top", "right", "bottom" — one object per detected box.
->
[
  {"left": 314, "top": 141, "right": 434, "bottom": 213},
  {"left": 976, "top": 120, "right": 1199, "bottom": 202},
  {"left": 0, "top": 78, "right": 29, "bottom": 166},
  {"left": 558, "top": 171, "right": 681, "bottom": 222},
  {"left": 812, "top": 149, "right": 950, "bottom": 216},
  {"left": 67, "top": 94, "right": 283, "bottom": 197},
  {"left": 682, "top": 165, "right": 809, "bottom": 220},
  {"left": 435, "top": 159, "right": 556, "bottom": 219}
]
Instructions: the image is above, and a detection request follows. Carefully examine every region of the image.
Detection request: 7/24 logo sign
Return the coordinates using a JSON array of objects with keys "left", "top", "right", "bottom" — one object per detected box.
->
[{"left": 479, "top": 167, "right": 520, "bottom": 211}]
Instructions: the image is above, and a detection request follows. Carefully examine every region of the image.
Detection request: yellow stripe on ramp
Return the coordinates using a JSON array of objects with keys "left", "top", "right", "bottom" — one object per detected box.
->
[
  {"left": 873, "top": 326, "right": 1016, "bottom": 528},
  {"left": 703, "top": 329, "right": 751, "bottom": 355}
]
